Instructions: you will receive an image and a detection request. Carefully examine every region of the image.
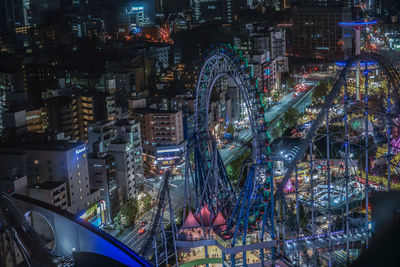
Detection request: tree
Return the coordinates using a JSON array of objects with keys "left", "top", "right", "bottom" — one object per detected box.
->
[
  {"left": 121, "top": 198, "right": 139, "bottom": 226},
  {"left": 281, "top": 72, "right": 295, "bottom": 89},
  {"left": 226, "top": 123, "right": 235, "bottom": 135},
  {"left": 312, "top": 80, "right": 330, "bottom": 102},
  {"left": 142, "top": 194, "right": 152, "bottom": 213},
  {"left": 283, "top": 108, "right": 300, "bottom": 128},
  {"left": 262, "top": 96, "right": 269, "bottom": 107},
  {"left": 270, "top": 125, "right": 282, "bottom": 139},
  {"left": 113, "top": 213, "right": 122, "bottom": 234},
  {"left": 227, "top": 150, "right": 250, "bottom": 186}
]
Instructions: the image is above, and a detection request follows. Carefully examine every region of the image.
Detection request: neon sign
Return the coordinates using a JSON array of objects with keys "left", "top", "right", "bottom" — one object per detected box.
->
[{"left": 132, "top": 6, "right": 144, "bottom": 11}]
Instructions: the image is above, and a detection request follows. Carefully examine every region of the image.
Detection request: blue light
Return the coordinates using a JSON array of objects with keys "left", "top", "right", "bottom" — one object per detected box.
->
[
  {"left": 339, "top": 21, "right": 378, "bottom": 26},
  {"left": 335, "top": 61, "right": 378, "bottom": 67}
]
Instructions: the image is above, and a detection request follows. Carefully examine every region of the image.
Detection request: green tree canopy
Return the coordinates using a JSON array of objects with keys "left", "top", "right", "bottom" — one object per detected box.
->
[
  {"left": 312, "top": 80, "right": 330, "bottom": 101},
  {"left": 283, "top": 108, "right": 300, "bottom": 128},
  {"left": 121, "top": 198, "right": 139, "bottom": 226},
  {"left": 281, "top": 72, "right": 295, "bottom": 88},
  {"left": 226, "top": 123, "right": 235, "bottom": 135}
]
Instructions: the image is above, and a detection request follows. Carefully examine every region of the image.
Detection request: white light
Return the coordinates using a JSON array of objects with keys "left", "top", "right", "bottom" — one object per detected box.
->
[
  {"left": 158, "top": 148, "right": 180, "bottom": 153},
  {"left": 72, "top": 247, "right": 76, "bottom": 251},
  {"left": 132, "top": 6, "right": 144, "bottom": 11}
]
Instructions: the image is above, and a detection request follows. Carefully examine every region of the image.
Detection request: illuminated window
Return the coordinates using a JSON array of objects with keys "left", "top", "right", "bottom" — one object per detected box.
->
[
  {"left": 79, "top": 188, "right": 82, "bottom": 192},
  {"left": 78, "top": 180, "right": 81, "bottom": 184},
  {"left": 34, "top": 160, "right": 39, "bottom": 164},
  {"left": 83, "top": 154, "right": 86, "bottom": 158},
  {"left": 78, "top": 172, "right": 80, "bottom": 176},
  {"left": 77, "top": 164, "right": 79, "bottom": 169},
  {"left": 80, "top": 196, "right": 83, "bottom": 200}
]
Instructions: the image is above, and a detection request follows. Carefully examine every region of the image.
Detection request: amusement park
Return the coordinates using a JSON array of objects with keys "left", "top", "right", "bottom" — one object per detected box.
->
[{"left": 129, "top": 43, "right": 400, "bottom": 267}]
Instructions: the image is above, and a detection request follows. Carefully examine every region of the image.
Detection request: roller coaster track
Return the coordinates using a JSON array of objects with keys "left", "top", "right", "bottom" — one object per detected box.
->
[
  {"left": 272, "top": 53, "right": 400, "bottom": 265},
  {"left": 139, "top": 170, "right": 172, "bottom": 258},
  {"left": 274, "top": 52, "right": 400, "bottom": 204}
]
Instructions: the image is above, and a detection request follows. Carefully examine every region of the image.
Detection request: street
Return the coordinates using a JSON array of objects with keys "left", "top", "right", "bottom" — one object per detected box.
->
[
  {"left": 220, "top": 82, "right": 317, "bottom": 165},
  {"left": 118, "top": 177, "right": 185, "bottom": 250}
]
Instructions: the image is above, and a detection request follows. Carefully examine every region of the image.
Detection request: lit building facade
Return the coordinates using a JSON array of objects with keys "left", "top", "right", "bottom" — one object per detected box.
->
[
  {"left": 26, "top": 106, "right": 47, "bottom": 133},
  {"left": 45, "top": 96, "right": 79, "bottom": 140},
  {"left": 76, "top": 91, "right": 116, "bottom": 140},
  {"left": 0, "top": 141, "right": 100, "bottom": 214},
  {"left": 132, "top": 108, "right": 184, "bottom": 173}
]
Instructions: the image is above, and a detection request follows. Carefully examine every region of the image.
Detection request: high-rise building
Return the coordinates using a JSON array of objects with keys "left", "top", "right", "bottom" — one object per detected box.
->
[
  {"left": 156, "top": 0, "right": 191, "bottom": 12},
  {"left": 130, "top": 0, "right": 156, "bottom": 25},
  {"left": 69, "top": 15, "right": 106, "bottom": 41},
  {"left": 292, "top": 6, "right": 352, "bottom": 60},
  {"left": 194, "top": 0, "right": 232, "bottom": 23},
  {"left": 116, "top": 118, "right": 144, "bottom": 181},
  {"left": 76, "top": 91, "right": 116, "bottom": 140},
  {"left": 25, "top": 106, "right": 47, "bottom": 133},
  {"left": 45, "top": 96, "right": 79, "bottom": 140},
  {"left": 132, "top": 108, "right": 184, "bottom": 173},
  {"left": 88, "top": 153, "right": 121, "bottom": 224},
  {"left": 86, "top": 117, "right": 143, "bottom": 202},
  {"left": 0, "top": 141, "right": 100, "bottom": 214},
  {"left": 0, "top": 0, "right": 31, "bottom": 32},
  {"left": 87, "top": 120, "right": 116, "bottom": 154},
  {"left": 109, "top": 140, "right": 142, "bottom": 200}
]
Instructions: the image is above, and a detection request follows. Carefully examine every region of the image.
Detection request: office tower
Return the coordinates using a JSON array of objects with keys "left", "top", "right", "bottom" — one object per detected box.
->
[
  {"left": 292, "top": 5, "right": 352, "bottom": 60},
  {"left": 194, "top": 0, "right": 232, "bottom": 23},
  {"left": 0, "top": 0, "right": 31, "bottom": 32}
]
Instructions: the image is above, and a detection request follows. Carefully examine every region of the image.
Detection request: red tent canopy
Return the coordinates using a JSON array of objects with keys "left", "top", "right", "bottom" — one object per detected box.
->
[
  {"left": 195, "top": 204, "right": 213, "bottom": 226},
  {"left": 180, "top": 211, "right": 201, "bottom": 229},
  {"left": 212, "top": 211, "right": 226, "bottom": 227}
]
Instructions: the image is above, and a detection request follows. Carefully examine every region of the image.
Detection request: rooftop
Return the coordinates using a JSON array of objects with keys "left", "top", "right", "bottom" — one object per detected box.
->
[
  {"left": 132, "top": 107, "right": 181, "bottom": 114},
  {"left": 0, "top": 139, "right": 85, "bottom": 152},
  {"left": 30, "top": 181, "right": 65, "bottom": 190}
]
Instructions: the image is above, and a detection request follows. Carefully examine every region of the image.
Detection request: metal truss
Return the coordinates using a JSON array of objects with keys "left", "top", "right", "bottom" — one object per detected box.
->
[
  {"left": 274, "top": 53, "right": 400, "bottom": 265},
  {"left": 186, "top": 44, "right": 276, "bottom": 263},
  {"left": 140, "top": 170, "right": 179, "bottom": 266}
]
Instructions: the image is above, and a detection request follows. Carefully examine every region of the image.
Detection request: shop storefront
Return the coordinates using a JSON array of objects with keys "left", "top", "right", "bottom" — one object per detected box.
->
[{"left": 78, "top": 200, "right": 107, "bottom": 228}]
